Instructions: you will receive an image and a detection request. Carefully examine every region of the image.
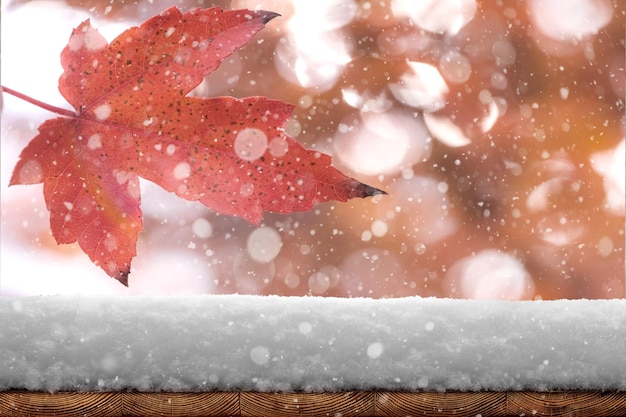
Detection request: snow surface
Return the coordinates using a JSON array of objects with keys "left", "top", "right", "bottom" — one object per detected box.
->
[{"left": 1, "top": 295, "right": 624, "bottom": 393}]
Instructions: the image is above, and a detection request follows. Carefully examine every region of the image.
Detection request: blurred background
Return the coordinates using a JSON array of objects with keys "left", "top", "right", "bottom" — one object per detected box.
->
[{"left": 1, "top": 0, "right": 623, "bottom": 298}]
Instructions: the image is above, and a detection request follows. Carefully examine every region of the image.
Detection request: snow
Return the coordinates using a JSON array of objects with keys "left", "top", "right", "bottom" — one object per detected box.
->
[
  {"left": 234, "top": 127, "right": 268, "bottom": 161},
  {"left": 191, "top": 217, "right": 213, "bottom": 239},
  {"left": 247, "top": 226, "right": 282, "bottom": 263},
  {"left": 172, "top": 161, "right": 191, "bottom": 180},
  {"left": 438, "top": 51, "right": 472, "bottom": 84},
  {"left": 87, "top": 133, "right": 102, "bottom": 150},
  {"left": 1, "top": 295, "right": 624, "bottom": 393},
  {"left": 93, "top": 103, "right": 112, "bottom": 120},
  {"left": 268, "top": 136, "right": 289, "bottom": 157}
]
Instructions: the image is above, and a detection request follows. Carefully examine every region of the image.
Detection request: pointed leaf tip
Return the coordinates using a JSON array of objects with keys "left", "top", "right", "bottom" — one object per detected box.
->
[
  {"left": 359, "top": 183, "right": 388, "bottom": 197},
  {"left": 261, "top": 11, "right": 281, "bottom": 24},
  {"left": 340, "top": 179, "right": 388, "bottom": 199},
  {"left": 118, "top": 270, "right": 129, "bottom": 287}
]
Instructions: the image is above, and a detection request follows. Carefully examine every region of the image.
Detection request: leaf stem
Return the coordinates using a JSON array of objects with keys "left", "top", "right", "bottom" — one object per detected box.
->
[{"left": 2, "top": 85, "right": 76, "bottom": 118}]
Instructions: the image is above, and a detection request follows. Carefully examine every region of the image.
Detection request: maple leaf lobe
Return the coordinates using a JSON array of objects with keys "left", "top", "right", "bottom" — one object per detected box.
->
[{"left": 8, "top": 6, "right": 387, "bottom": 285}]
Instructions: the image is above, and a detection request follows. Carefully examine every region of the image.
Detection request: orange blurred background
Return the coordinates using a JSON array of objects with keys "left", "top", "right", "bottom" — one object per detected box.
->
[{"left": 1, "top": 0, "right": 623, "bottom": 298}]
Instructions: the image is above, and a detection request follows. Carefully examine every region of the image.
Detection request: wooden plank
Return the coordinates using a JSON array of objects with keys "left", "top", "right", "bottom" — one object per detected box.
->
[
  {"left": 121, "top": 392, "right": 239, "bottom": 417},
  {"left": 240, "top": 391, "right": 375, "bottom": 417},
  {"left": 0, "top": 391, "right": 625, "bottom": 417},
  {"left": 375, "top": 391, "right": 507, "bottom": 416},
  {"left": 0, "top": 391, "right": 121, "bottom": 417},
  {"left": 506, "top": 391, "right": 626, "bottom": 417}
]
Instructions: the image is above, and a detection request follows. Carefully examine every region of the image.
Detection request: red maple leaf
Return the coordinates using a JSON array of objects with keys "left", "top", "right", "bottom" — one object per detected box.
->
[{"left": 3, "top": 7, "right": 385, "bottom": 286}]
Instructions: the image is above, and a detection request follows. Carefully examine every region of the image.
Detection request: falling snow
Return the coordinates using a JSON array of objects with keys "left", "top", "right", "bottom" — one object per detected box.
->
[
  {"left": 191, "top": 217, "right": 213, "bottom": 239},
  {"left": 0, "top": 2, "right": 624, "bottom": 400},
  {"left": 268, "top": 136, "right": 289, "bottom": 157},
  {"left": 172, "top": 161, "right": 191, "bottom": 180},
  {"left": 234, "top": 127, "right": 268, "bottom": 161},
  {"left": 1, "top": 0, "right": 623, "bottom": 300},
  {"left": 247, "top": 226, "right": 282, "bottom": 263},
  {"left": 164, "top": 26, "right": 176, "bottom": 37},
  {"left": 93, "top": 103, "right": 112, "bottom": 121},
  {"left": 87, "top": 133, "right": 102, "bottom": 150}
]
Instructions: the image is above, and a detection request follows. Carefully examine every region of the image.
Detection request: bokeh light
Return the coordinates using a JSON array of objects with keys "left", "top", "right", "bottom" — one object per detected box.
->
[{"left": 1, "top": 0, "right": 623, "bottom": 299}]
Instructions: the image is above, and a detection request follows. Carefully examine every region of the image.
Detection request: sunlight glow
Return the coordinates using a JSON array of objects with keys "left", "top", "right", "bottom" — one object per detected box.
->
[
  {"left": 274, "top": 0, "right": 355, "bottom": 91},
  {"left": 446, "top": 250, "right": 534, "bottom": 300},
  {"left": 333, "top": 111, "right": 432, "bottom": 175},
  {"left": 528, "top": 0, "right": 613, "bottom": 41},
  {"left": 391, "top": 0, "right": 476, "bottom": 36},
  {"left": 389, "top": 62, "right": 449, "bottom": 112},
  {"left": 591, "top": 139, "right": 625, "bottom": 216}
]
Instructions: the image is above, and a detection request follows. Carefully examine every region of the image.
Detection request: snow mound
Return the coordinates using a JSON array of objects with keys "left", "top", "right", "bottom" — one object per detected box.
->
[{"left": 1, "top": 295, "right": 624, "bottom": 392}]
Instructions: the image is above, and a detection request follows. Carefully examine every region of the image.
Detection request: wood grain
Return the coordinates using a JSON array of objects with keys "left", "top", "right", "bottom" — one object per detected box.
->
[
  {"left": 240, "top": 391, "right": 375, "bottom": 416},
  {"left": 506, "top": 391, "right": 626, "bottom": 417},
  {"left": 376, "top": 391, "right": 507, "bottom": 416},
  {"left": 0, "top": 391, "right": 120, "bottom": 417},
  {"left": 122, "top": 392, "right": 239, "bottom": 416},
  {"left": 0, "top": 391, "right": 624, "bottom": 417}
]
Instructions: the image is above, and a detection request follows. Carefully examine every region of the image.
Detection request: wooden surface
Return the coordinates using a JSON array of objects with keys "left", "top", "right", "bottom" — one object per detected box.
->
[{"left": 1, "top": 391, "right": 625, "bottom": 416}]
